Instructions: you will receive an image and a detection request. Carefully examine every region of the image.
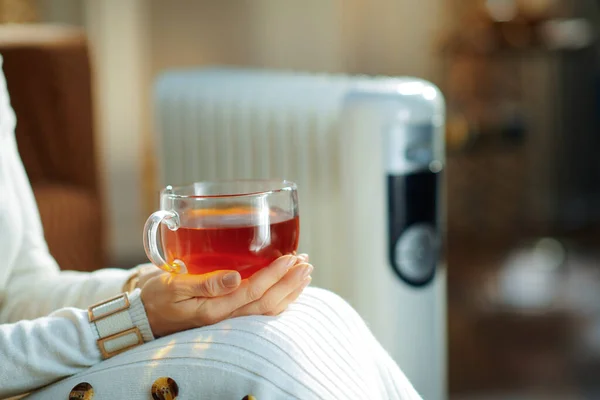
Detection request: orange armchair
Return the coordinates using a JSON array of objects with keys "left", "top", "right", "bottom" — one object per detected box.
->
[{"left": 0, "top": 24, "right": 106, "bottom": 272}]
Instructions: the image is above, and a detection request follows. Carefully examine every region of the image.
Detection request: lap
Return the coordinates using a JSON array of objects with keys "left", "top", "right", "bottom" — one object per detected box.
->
[{"left": 26, "top": 287, "right": 418, "bottom": 400}]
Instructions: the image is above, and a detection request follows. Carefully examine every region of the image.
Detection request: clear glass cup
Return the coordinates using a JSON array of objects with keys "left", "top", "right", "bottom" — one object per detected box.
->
[{"left": 143, "top": 180, "right": 300, "bottom": 278}]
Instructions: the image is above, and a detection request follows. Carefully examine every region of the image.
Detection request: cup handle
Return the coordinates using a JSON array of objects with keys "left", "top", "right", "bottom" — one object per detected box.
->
[{"left": 143, "top": 210, "right": 187, "bottom": 273}]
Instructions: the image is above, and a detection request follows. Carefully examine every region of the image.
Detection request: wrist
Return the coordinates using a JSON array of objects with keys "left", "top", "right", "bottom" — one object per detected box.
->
[
  {"left": 140, "top": 287, "right": 162, "bottom": 338},
  {"left": 122, "top": 269, "right": 141, "bottom": 294}
]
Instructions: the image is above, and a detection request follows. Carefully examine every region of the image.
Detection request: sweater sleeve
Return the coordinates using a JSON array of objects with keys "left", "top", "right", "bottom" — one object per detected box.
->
[
  {"left": 0, "top": 290, "right": 151, "bottom": 399},
  {"left": 0, "top": 55, "right": 154, "bottom": 397},
  {"left": 0, "top": 131, "right": 132, "bottom": 323}
]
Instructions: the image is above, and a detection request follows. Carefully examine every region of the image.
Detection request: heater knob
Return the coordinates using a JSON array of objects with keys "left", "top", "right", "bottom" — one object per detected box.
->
[{"left": 393, "top": 223, "right": 438, "bottom": 284}]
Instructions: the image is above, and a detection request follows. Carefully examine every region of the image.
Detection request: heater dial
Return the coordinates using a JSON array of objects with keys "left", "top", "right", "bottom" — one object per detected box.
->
[{"left": 393, "top": 223, "right": 438, "bottom": 284}]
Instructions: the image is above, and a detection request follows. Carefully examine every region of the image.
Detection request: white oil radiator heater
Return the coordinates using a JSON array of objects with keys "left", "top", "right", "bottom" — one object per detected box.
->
[{"left": 154, "top": 68, "right": 446, "bottom": 400}]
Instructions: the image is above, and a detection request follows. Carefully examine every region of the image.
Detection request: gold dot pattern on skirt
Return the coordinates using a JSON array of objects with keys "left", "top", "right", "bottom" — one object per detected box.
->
[
  {"left": 151, "top": 377, "right": 179, "bottom": 400},
  {"left": 68, "top": 382, "right": 94, "bottom": 400},
  {"left": 242, "top": 396, "right": 257, "bottom": 400}
]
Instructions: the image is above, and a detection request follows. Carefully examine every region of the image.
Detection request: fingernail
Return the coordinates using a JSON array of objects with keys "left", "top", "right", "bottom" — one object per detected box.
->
[
  {"left": 222, "top": 272, "right": 241, "bottom": 288},
  {"left": 301, "top": 276, "right": 312, "bottom": 289},
  {"left": 296, "top": 264, "right": 313, "bottom": 280},
  {"left": 282, "top": 255, "right": 297, "bottom": 270}
]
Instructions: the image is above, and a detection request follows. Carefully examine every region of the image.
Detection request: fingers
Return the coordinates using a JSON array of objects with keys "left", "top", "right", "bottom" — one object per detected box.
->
[
  {"left": 265, "top": 276, "right": 312, "bottom": 316},
  {"left": 296, "top": 253, "right": 309, "bottom": 263},
  {"left": 230, "top": 262, "right": 313, "bottom": 318},
  {"left": 167, "top": 270, "right": 242, "bottom": 300},
  {"left": 240, "top": 254, "right": 298, "bottom": 302},
  {"left": 156, "top": 254, "right": 312, "bottom": 330},
  {"left": 197, "top": 255, "right": 297, "bottom": 319}
]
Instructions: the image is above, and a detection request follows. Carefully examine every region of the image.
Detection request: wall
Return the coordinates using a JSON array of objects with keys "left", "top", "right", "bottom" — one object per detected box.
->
[
  {"left": 34, "top": 0, "right": 82, "bottom": 26},
  {"left": 148, "top": 0, "right": 447, "bottom": 79}
]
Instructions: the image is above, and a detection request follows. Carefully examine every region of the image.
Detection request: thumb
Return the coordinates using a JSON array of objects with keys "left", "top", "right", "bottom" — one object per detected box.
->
[{"left": 173, "top": 270, "right": 242, "bottom": 298}]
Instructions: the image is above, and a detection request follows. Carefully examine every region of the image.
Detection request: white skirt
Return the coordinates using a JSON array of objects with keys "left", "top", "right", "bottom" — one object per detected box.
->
[{"left": 26, "top": 288, "right": 421, "bottom": 400}]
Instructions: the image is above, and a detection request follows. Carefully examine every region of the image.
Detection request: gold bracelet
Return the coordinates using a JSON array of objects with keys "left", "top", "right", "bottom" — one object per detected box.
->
[{"left": 122, "top": 270, "right": 141, "bottom": 294}]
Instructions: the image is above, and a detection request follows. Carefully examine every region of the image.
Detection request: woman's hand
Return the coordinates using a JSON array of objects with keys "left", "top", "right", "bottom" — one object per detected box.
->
[
  {"left": 134, "top": 264, "right": 164, "bottom": 290},
  {"left": 140, "top": 254, "right": 312, "bottom": 337}
]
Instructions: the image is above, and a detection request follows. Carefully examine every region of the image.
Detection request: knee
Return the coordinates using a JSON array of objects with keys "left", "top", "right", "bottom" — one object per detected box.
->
[{"left": 298, "top": 286, "right": 363, "bottom": 322}]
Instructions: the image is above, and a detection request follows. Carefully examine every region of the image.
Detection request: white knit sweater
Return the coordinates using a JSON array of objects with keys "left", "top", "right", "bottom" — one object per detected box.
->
[{"left": 0, "top": 56, "right": 421, "bottom": 399}]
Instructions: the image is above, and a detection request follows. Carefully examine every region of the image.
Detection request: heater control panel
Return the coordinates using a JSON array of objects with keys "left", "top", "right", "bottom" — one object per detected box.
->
[{"left": 385, "top": 122, "right": 442, "bottom": 287}]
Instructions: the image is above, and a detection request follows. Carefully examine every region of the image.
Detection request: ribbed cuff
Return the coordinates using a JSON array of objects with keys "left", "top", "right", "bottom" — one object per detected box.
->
[
  {"left": 89, "top": 315, "right": 101, "bottom": 342},
  {"left": 127, "top": 289, "right": 155, "bottom": 342}
]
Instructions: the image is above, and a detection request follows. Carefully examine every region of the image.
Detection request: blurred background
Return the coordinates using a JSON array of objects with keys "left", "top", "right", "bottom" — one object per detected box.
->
[{"left": 1, "top": 0, "right": 600, "bottom": 398}]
